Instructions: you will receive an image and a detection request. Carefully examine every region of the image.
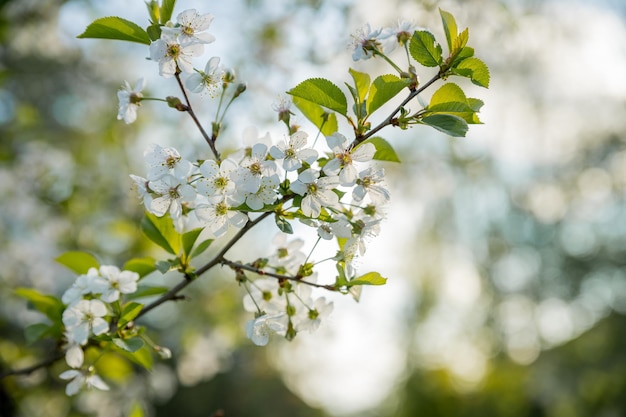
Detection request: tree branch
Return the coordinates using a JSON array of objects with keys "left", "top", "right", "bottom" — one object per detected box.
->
[{"left": 0, "top": 351, "right": 64, "bottom": 379}]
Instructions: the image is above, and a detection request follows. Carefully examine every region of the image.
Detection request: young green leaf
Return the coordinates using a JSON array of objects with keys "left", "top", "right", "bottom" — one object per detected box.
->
[
  {"left": 141, "top": 212, "right": 181, "bottom": 255},
  {"left": 452, "top": 28, "right": 469, "bottom": 54},
  {"left": 182, "top": 228, "right": 203, "bottom": 257},
  {"left": 421, "top": 114, "right": 469, "bottom": 137},
  {"left": 348, "top": 68, "right": 371, "bottom": 103},
  {"left": 292, "top": 97, "right": 339, "bottom": 136},
  {"left": 288, "top": 78, "right": 348, "bottom": 116},
  {"left": 439, "top": 9, "right": 458, "bottom": 52},
  {"left": 409, "top": 30, "right": 443, "bottom": 67},
  {"left": 367, "top": 74, "right": 409, "bottom": 115},
  {"left": 112, "top": 337, "right": 145, "bottom": 353},
  {"left": 55, "top": 251, "right": 99, "bottom": 274},
  {"left": 118, "top": 302, "right": 144, "bottom": 329},
  {"left": 160, "top": 0, "right": 177, "bottom": 24},
  {"left": 359, "top": 137, "right": 400, "bottom": 163},
  {"left": 454, "top": 57, "right": 490, "bottom": 88},
  {"left": 191, "top": 238, "right": 214, "bottom": 258},
  {"left": 25, "top": 323, "right": 53, "bottom": 344},
  {"left": 348, "top": 271, "right": 387, "bottom": 286},
  {"left": 14, "top": 288, "right": 64, "bottom": 321},
  {"left": 426, "top": 83, "right": 481, "bottom": 124},
  {"left": 77, "top": 17, "right": 151, "bottom": 45},
  {"left": 123, "top": 257, "right": 157, "bottom": 279},
  {"left": 275, "top": 215, "right": 294, "bottom": 234}
]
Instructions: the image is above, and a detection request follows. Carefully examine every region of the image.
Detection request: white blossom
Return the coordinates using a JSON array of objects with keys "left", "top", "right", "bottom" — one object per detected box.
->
[
  {"left": 352, "top": 167, "right": 390, "bottom": 204},
  {"left": 163, "top": 9, "right": 216, "bottom": 45},
  {"left": 148, "top": 174, "right": 197, "bottom": 220},
  {"left": 290, "top": 169, "right": 340, "bottom": 218},
  {"left": 269, "top": 131, "right": 318, "bottom": 172},
  {"left": 186, "top": 56, "right": 223, "bottom": 95},
  {"left": 323, "top": 132, "right": 376, "bottom": 186},
  {"left": 97, "top": 265, "right": 139, "bottom": 303},
  {"left": 144, "top": 143, "right": 193, "bottom": 181},
  {"left": 59, "top": 369, "right": 109, "bottom": 396},
  {"left": 350, "top": 23, "right": 382, "bottom": 61},
  {"left": 196, "top": 159, "right": 238, "bottom": 201},
  {"left": 116, "top": 78, "right": 144, "bottom": 124},
  {"left": 149, "top": 32, "right": 204, "bottom": 78},
  {"left": 195, "top": 195, "right": 248, "bottom": 238},
  {"left": 246, "top": 313, "right": 287, "bottom": 346},
  {"left": 61, "top": 269, "right": 107, "bottom": 305},
  {"left": 62, "top": 299, "right": 108, "bottom": 346}
]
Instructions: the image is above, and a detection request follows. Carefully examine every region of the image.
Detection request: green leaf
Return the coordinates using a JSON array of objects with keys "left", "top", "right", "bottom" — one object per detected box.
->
[
  {"left": 118, "top": 302, "right": 143, "bottom": 329},
  {"left": 421, "top": 114, "right": 469, "bottom": 137},
  {"left": 348, "top": 271, "right": 388, "bottom": 286},
  {"left": 409, "top": 30, "right": 443, "bottom": 67},
  {"left": 426, "top": 83, "right": 481, "bottom": 124},
  {"left": 123, "top": 257, "right": 156, "bottom": 279},
  {"left": 55, "top": 251, "right": 99, "bottom": 274},
  {"left": 113, "top": 337, "right": 144, "bottom": 353},
  {"left": 77, "top": 17, "right": 151, "bottom": 45},
  {"left": 155, "top": 260, "right": 176, "bottom": 274},
  {"left": 367, "top": 74, "right": 409, "bottom": 115},
  {"left": 291, "top": 97, "right": 339, "bottom": 136},
  {"left": 288, "top": 78, "right": 348, "bottom": 116},
  {"left": 275, "top": 215, "right": 294, "bottom": 234},
  {"left": 182, "top": 228, "right": 203, "bottom": 257},
  {"left": 126, "top": 285, "right": 170, "bottom": 300},
  {"left": 454, "top": 57, "right": 490, "bottom": 88},
  {"left": 360, "top": 137, "right": 400, "bottom": 162},
  {"left": 25, "top": 323, "right": 52, "bottom": 344},
  {"left": 141, "top": 212, "right": 181, "bottom": 255},
  {"left": 348, "top": 68, "right": 371, "bottom": 102},
  {"left": 468, "top": 98, "right": 485, "bottom": 112},
  {"left": 439, "top": 9, "right": 458, "bottom": 52},
  {"left": 191, "top": 238, "right": 213, "bottom": 258},
  {"left": 452, "top": 28, "right": 469, "bottom": 53},
  {"left": 123, "top": 344, "right": 153, "bottom": 370},
  {"left": 146, "top": 24, "right": 162, "bottom": 42},
  {"left": 160, "top": 0, "right": 177, "bottom": 24},
  {"left": 15, "top": 288, "right": 64, "bottom": 320}
]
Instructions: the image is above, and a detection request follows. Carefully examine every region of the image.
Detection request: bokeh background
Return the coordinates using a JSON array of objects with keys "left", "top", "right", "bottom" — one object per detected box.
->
[{"left": 2, "top": 0, "right": 626, "bottom": 416}]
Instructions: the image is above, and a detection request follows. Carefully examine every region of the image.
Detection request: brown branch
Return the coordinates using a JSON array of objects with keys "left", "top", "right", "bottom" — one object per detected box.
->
[
  {"left": 220, "top": 258, "right": 337, "bottom": 290},
  {"left": 174, "top": 73, "right": 221, "bottom": 161},
  {"left": 0, "top": 351, "right": 64, "bottom": 379},
  {"left": 350, "top": 72, "right": 442, "bottom": 148}
]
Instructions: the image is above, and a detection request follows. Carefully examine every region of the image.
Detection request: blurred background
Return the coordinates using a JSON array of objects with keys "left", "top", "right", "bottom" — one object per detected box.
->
[{"left": 2, "top": 0, "right": 626, "bottom": 416}]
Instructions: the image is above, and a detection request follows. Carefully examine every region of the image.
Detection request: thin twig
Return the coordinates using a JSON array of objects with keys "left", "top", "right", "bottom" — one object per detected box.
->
[
  {"left": 174, "top": 73, "right": 221, "bottom": 160},
  {"left": 350, "top": 72, "right": 442, "bottom": 148},
  {"left": 220, "top": 258, "right": 336, "bottom": 290},
  {"left": 0, "top": 351, "right": 64, "bottom": 379}
]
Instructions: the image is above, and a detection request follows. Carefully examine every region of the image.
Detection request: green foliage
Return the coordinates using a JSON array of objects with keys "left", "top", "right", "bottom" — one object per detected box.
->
[
  {"left": 112, "top": 337, "right": 145, "bottom": 353},
  {"left": 123, "top": 257, "right": 157, "bottom": 278},
  {"left": 359, "top": 137, "right": 401, "bottom": 162},
  {"left": 288, "top": 78, "right": 348, "bottom": 116},
  {"left": 275, "top": 215, "right": 294, "bottom": 234},
  {"left": 182, "top": 228, "right": 203, "bottom": 257},
  {"left": 349, "top": 68, "right": 371, "bottom": 103},
  {"left": 118, "top": 302, "right": 144, "bottom": 328},
  {"left": 24, "top": 323, "right": 54, "bottom": 344},
  {"left": 55, "top": 251, "right": 99, "bottom": 274},
  {"left": 439, "top": 9, "right": 458, "bottom": 53},
  {"left": 454, "top": 57, "right": 491, "bottom": 88},
  {"left": 14, "top": 288, "right": 64, "bottom": 321},
  {"left": 77, "top": 17, "right": 151, "bottom": 45},
  {"left": 426, "top": 82, "right": 482, "bottom": 124},
  {"left": 367, "top": 74, "right": 409, "bottom": 115},
  {"left": 160, "top": 0, "right": 177, "bottom": 24},
  {"left": 409, "top": 30, "right": 443, "bottom": 67},
  {"left": 421, "top": 114, "right": 468, "bottom": 137},
  {"left": 291, "top": 96, "right": 339, "bottom": 136},
  {"left": 348, "top": 271, "right": 387, "bottom": 286},
  {"left": 141, "top": 212, "right": 181, "bottom": 255}
]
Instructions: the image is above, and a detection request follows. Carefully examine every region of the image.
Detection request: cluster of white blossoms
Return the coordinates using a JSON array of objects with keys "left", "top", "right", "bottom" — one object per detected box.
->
[
  {"left": 350, "top": 19, "right": 423, "bottom": 61},
  {"left": 117, "top": 8, "right": 392, "bottom": 346},
  {"left": 59, "top": 266, "right": 140, "bottom": 395}
]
